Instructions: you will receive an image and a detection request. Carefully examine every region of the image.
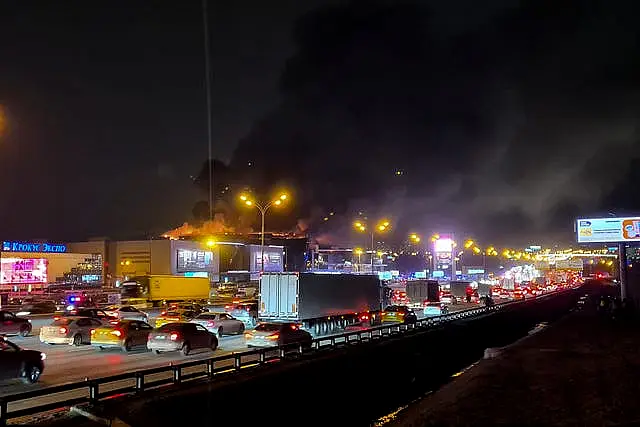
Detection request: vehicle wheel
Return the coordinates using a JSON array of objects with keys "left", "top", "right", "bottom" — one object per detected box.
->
[
  {"left": 238, "top": 324, "right": 245, "bottom": 334},
  {"left": 23, "top": 365, "right": 42, "bottom": 384},
  {"left": 154, "top": 350, "right": 162, "bottom": 355},
  {"left": 19, "top": 324, "right": 31, "bottom": 337},
  {"left": 123, "top": 339, "right": 132, "bottom": 352},
  {"left": 210, "top": 337, "right": 218, "bottom": 351},
  {"left": 73, "top": 334, "right": 82, "bottom": 346},
  {"left": 181, "top": 342, "right": 191, "bottom": 356},
  {"left": 217, "top": 328, "right": 224, "bottom": 338},
  {"left": 98, "top": 346, "right": 104, "bottom": 351}
]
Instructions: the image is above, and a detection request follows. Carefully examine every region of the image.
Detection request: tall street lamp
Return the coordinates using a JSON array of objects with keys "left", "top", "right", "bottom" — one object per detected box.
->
[
  {"left": 240, "top": 192, "right": 289, "bottom": 272},
  {"left": 463, "top": 239, "right": 498, "bottom": 279},
  {"left": 354, "top": 219, "right": 391, "bottom": 272},
  {"left": 354, "top": 248, "right": 363, "bottom": 272}
]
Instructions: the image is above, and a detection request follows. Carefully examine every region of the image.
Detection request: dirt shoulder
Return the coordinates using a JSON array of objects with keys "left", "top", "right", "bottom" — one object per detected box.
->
[{"left": 388, "top": 306, "right": 640, "bottom": 427}]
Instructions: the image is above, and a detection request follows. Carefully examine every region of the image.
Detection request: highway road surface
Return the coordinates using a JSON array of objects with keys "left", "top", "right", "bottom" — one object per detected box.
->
[{"left": 0, "top": 302, "right": 484, "bottom": 417}]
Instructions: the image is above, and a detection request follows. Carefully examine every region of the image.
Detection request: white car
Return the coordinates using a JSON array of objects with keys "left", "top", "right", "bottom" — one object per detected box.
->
[
  {"left": 103, "top": 305, "right": 149, "bottom": 323},
  {"left": 190, "top": 312, "right": 245, "bottom": 337}
]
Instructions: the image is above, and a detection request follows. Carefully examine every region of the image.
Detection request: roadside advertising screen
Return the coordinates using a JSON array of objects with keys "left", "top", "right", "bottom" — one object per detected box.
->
[
  {"left": 576, "top": 217, "right": 640, "bottom": 243},
  {"left": 0, "top": 258, "right": 48, "bottom": 284}
]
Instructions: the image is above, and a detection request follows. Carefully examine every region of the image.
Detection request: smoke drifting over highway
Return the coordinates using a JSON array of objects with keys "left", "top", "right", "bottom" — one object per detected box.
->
[{"left": 219, "top": 0, "right": 640, "bottom": 246}]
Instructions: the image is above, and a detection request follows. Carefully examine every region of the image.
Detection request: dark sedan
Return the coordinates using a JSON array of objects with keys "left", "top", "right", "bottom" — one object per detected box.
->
[
  {"left": 0, "top": 311, "right": 32, "bottom": 337},
  {"left": 0, "top": 337, "right": 45, "bottom": 383},
  {"left": 147, "top": 323, "right": 218, "bottom": 356}
]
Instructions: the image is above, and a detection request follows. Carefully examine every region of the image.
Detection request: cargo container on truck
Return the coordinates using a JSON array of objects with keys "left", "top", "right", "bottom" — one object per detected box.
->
[
  {"left": 120, "top": 275, "right": 210, "bottom": 308},
  {"left": 476, "top": 282, "right": 491, "bottom": 297},
  {"left": 258, "top": 272, "right": 385, "bottom": 335},
  {"left": 450, "top": 281, "right": 472, "bottom": 303},
  {"left": 406, "top": 280, "right": 440, "bottom": 305}
]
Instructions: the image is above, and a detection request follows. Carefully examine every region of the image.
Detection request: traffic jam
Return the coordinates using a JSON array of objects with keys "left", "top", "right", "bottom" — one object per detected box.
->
[{"left": 0, "top": 271, "right": 582, "bottom": 386}]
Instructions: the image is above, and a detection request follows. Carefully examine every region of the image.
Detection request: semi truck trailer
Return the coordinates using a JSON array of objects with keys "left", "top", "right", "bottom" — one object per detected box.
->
[{"left": 258, "top": 272, "right": 387, "bottom": 335}]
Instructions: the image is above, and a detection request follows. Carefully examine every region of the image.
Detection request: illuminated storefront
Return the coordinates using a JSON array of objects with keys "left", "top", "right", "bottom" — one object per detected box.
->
[{"left": 0, "top": 240, "right": 103, "bottom": 291}]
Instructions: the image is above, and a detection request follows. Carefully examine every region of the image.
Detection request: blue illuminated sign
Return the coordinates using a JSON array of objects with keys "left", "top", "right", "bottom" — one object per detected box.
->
[{"left": 2, "top": 241, "right": 67, "bottom": 253}]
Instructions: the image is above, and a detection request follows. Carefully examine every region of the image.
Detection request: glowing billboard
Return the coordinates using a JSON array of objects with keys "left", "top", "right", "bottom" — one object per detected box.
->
[
  {"left": 176, "top": 249, "right": 214, "bottom": 273},
  {"left": 434, "top": 238, "right": 453, "bottom": 252},
  {"left": 250, "top": 245, "right": 283, "bottom": 272},
  {"left": 576, "top": 217, "right": 640, "bottom": 243},
  {"left": 0, "top": 258, "right": 48, "bottom": 284}
]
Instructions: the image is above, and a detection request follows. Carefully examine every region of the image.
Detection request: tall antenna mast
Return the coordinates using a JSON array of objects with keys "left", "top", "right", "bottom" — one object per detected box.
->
[{"left": 203, "top": 0, "right": 214, "bottom": 221}]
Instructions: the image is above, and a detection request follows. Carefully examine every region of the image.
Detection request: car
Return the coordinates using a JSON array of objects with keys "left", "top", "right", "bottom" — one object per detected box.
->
[
  {"left": 0, "top": 337, "right": 45, "bottom": 383},
  {"left": 39, "top": 316, "right": 104, "bottom": 346},
  {"left": 90, "top": 320, "right": 154, "bottom": 351},
  {"left": 380, "top": 305, "right": 418, "bottom": 324},
  {"left": 166, "top": 303, "right": 206, "bottom": 316},
  {"left": 244, "top": 322, "right": 312, "bottom": 348},
  {"left": 102, "top": 305, "right": 149, "bottom": 323},
  {"left": 0, "top": 311, "right": 32, "bottom": 337},
  {"left": 155, "top": 310, "right": 197, "bottom": 328},
  {"left": 16, "top": 301, "right": 57, "bottom": 316},
  {"left": 423, "top": 302, "right": 448, "bottom": 317},
  {"left": 147, "top": 322, "right": 218, "bottom": 355},
  {"left": 54, "top": 308, "right": 116, "bottom": 322},
  {"left": 439, "top": 291, "right": 458, "bottom": 305},
  {"left": 224, "top": 302, "right": 258, "bottom": 328},
  {"left": 190, "top": 312, "right": 245, "bottom": 337}
]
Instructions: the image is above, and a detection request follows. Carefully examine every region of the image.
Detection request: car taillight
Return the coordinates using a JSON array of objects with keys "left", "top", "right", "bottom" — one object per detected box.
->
[
  {"left": 109, "top": 320, "right": 119, "bottom": 325},
  {"left": 90, "top": 329, "right": 96, "bottom": 335},
  {"left": 267, "top": 333, "right": 279, "bottom": 340},
  {"left": 59, "top": 327, "right": 67, "bottom": 334},
  {"left": 206, "top": 321, "right": 215, "bottom": 327},
  {"left": 53, "top": 316, "right": 60, "bottom": 321},
  {"left": 244, "top": 332, "right": 253, "bottom": 339},
  {"left": 170, "top": 333, "right": 179, "bottom": 341},
  {"left": 111, "top": 330, "right": 122, "bottom": 337},
  {"left": 161, "top": 311, "right": 167, "bottom": 316}
]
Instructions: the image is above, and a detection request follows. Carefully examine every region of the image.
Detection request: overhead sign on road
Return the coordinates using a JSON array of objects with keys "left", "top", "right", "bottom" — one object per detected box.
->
[{"left": 576, "top": 217, "right": 640, "bottom": 243}]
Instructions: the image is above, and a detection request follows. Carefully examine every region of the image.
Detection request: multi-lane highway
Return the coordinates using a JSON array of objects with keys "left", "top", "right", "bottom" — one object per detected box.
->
[
  {"left": 2, "top": 304, "right": 478, "bottom": 393},
  {"left": 0, "top": 302, "right": 486, "bottom": 418}
]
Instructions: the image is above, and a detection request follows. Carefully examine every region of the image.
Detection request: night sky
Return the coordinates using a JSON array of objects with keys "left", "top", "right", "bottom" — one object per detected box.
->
[{"left": 1, "top": 1, "right": 639, "bottom": 246}]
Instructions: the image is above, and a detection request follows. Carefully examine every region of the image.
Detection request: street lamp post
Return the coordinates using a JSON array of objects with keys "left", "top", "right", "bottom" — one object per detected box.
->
[
  {"left": 463, "top": 240, "right": 498, "bottom": 280},
  {"left": 354, "top": 219, "right": 390, "bottom": 273},
  {"left": 354, "top": 248, "right": 363, "bottom": 272},
  {"left": 240, "top": 193, "right": 288, "bottom": 272}
]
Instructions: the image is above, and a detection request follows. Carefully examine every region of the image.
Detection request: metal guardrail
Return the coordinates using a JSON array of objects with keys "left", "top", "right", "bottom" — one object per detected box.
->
[{"left": 0, "top": 290, "right": 569, "bottom": 425}]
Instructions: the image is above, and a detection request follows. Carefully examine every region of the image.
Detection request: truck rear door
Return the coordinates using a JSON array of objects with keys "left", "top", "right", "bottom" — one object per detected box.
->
[
  {"left": 259, "top": 274, "right": 280, "bottom": 318},
  {"left": 259, "top": 273, "right": 299, "bottom": 320},
  {"left": 278, "top": 274, "right": 298, "bottom": 319}
]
